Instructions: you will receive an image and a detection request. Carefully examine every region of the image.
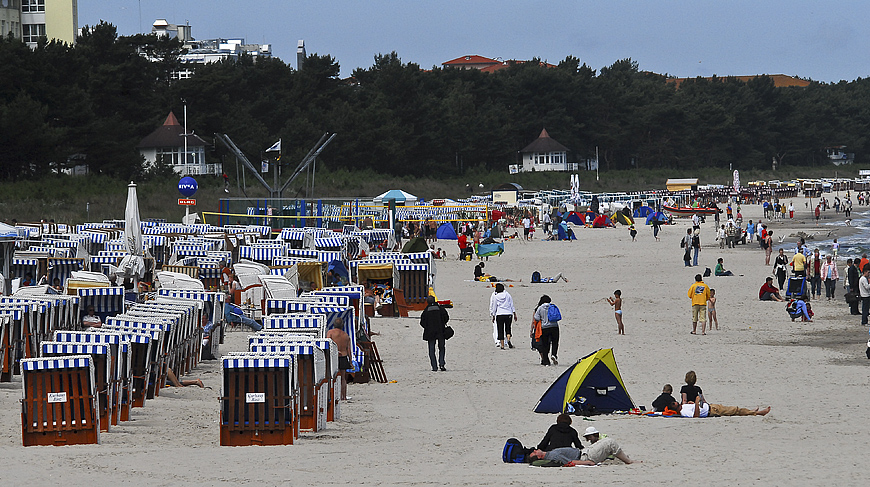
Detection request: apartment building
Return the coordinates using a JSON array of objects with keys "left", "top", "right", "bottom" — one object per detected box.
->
[{"left": 0, "top": 0, "right": 78, "bottom": 47}]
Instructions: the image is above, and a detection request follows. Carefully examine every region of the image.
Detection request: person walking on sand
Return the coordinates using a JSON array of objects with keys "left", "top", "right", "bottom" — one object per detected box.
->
[
  {"left": 682, "top": 229, "right": 693, "bottom": 267},
  {"left": 688, "top": 274, "right": 711, "bottom": 335},
  {"left": 490, "top": 283, "right": 518, "bottom": 349},
  {"left": 820, "top": 254, "right": 839, "bottom": 301},
  {"left": 420, "top": 296, "right": 450, "bottom": 372},
  {"left": 533, "top": 295, "right": 559, "bottom": 366},
  {"left": 606, "top": 290, "right": 625, "bottom": 335},
  {"left": 860, "top": 267, "right": 870, "bottom": 326},
  {"left": 763, "top": 231, "right": 774, "bottom": 265}
]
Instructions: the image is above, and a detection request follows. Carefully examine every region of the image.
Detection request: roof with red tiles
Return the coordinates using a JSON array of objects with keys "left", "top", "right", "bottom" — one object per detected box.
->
[
  {"left": 442, "top": 55, "right": 502, "bottom": 67},
  {"left": 521, "top": 129, "right": 569, "bottom": 153}
]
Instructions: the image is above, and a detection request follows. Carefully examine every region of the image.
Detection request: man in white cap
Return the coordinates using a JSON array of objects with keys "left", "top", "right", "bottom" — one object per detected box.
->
[
  {"left": 580, "top": 426, "right": 637, "bottom": 464},
  {"left": 526, "top": 427, "right": 637, "bottom": 466}
]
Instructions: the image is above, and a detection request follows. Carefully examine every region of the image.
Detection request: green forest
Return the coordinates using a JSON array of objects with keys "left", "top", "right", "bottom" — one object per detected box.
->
[{"left": 2, "top": 22, "right": 869, "bottom": 182}]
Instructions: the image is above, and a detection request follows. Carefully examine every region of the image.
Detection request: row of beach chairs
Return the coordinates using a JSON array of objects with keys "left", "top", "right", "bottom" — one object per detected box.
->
[
  {"left": 17, "top": 291, "right": 222, "bottom": 446},
  {"left": 220, "top": 286, "right": 375, "bottom": 446}
]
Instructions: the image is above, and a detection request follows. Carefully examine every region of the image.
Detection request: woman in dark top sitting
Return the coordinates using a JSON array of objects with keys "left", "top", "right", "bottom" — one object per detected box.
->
[
  {"left": 537, "top": 413, "right": 583, "bottom": 451},
  {"left": 680, "top": 370, "right": 707, "bottom": 406}
]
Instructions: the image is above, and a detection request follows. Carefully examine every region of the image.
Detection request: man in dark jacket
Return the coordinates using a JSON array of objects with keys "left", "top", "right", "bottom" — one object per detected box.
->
[
  {"left": 651, "top": 384, "right": 679, "bottom": 412},
  {"left": 847, "top": 259, "right": 861, "bottom": 315},
  {"left": 537, "top": 413, "right": 583, "bottom": 451},
  {"left": 420, "top": 296, "right": 449, "bottom": 371}
]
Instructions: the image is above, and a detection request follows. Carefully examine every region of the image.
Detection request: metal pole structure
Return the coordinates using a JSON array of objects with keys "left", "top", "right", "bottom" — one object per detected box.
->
[
  {"left": 183, "top": 101, "right": 189, "bottom": 223},
  {"left": 272, "top": 151, "right": 277, "bottom": 200},
  {"left": 311, "top": 157, "right": 316, "bottom": 197},
  {"left": 596, "top": 146, "right": 600, "bottom": 181}
]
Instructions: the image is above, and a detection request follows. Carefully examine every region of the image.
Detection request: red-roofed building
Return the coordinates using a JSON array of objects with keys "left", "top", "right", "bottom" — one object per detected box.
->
[
  {"left": 442, "top": 55, "right": 502, "bottom": 70},
  {"left": 443, "top": 55, "right": 557, "bottom": 73},
  {"left": 137, "top": 112, "right": 218, "bottom": 176}
]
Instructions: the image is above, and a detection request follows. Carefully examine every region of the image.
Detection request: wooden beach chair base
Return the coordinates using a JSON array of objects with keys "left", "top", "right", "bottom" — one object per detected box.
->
[
  {"left": 21, "top": 358, "right": 100, "bottom": 446},
  {"left": 220, "top": 365, "right": 297, "bottom": 446},
  {"left": 358, "top": 340, "right": 388, "bottom": 383}
]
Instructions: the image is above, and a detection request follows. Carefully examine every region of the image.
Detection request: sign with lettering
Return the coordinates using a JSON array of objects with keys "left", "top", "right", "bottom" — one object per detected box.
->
[
  {"left": 246, "top": 392, "right": 265, "bottom": 403},
  {"left": 178, "top": 177, "right": 198, "bottom": 197},
  {"left": 178, "top": 199, "right": 196, "bottom": 206},
  {"left": 47, "top": 392, "right": 67, "bottom": 403}
]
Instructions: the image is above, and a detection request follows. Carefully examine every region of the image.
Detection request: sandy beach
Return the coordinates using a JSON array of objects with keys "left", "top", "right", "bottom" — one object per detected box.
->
[{"left": 2, "top": 202, "right": 869, "bottom": 486}]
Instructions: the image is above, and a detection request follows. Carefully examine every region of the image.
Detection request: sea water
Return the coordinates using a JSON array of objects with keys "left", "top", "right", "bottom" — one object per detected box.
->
[{"left": 811, "top": 208, "right": 870, "bottom": 259}]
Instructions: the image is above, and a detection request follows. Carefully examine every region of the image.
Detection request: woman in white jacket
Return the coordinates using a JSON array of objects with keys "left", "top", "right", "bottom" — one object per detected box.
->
[{"left": 490, "top": 283, "right": 518, "bottom": 349}]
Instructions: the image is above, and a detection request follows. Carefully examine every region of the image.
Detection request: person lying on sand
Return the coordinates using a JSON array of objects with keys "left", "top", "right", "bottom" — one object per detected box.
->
[
  {"left": 672, "top": 400, "right": 770, "bottom": 418},
  {"left": 526, "top": 427, "right": 638, "bottom": 466},
  {"left": 166, "top": 368, "right": 204, "bottom": 388}
]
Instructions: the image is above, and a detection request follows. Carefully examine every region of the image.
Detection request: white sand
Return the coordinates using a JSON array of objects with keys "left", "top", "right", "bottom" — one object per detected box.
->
[{"left": 2, "top": 203, "right": 869, "bottom": 486}]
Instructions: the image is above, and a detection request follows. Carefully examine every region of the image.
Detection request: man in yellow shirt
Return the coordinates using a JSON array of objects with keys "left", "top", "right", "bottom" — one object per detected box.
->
[
  {"left": 791, "top": 251, "right": 807, "bottom": 277},
  {"left": 687, "top": 274, "right": 711, "bottom": 335}
]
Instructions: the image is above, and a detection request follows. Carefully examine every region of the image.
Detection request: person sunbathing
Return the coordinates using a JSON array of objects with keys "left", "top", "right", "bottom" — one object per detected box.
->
[
  {"left": 527, "top": 427, "right": 638, "bottom": 465},
  {"left": 672, "top": 400, "right": 770, "bottom": 418}
]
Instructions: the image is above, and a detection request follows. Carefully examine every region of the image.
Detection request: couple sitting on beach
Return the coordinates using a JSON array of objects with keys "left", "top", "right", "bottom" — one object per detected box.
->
[
  {"left": 650, "top": 371, "right": 770, "bottom": 418},
  {"left": 526, "top": 414, "right": 638, "bottom": 466}
]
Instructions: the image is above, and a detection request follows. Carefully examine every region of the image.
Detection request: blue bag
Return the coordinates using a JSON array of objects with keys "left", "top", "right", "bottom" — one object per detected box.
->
[{"left": 547, "top": 304, "right": 562, "bottom": 322}]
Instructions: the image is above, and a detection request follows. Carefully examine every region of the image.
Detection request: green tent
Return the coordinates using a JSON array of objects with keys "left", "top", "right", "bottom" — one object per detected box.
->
[{"left": 402, "top": 236, "right": 429, "bottom": 253}]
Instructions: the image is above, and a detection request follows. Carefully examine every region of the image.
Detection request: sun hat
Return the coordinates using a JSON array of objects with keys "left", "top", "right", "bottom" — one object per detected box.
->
[{"left": 583, "top": 426, "right": 599, "bottom": 436}]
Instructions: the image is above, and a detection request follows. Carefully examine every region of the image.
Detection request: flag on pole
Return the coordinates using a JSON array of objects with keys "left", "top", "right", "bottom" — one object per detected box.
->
[{"left": 266, "top": 139, "right": 281, "bottom": 152}]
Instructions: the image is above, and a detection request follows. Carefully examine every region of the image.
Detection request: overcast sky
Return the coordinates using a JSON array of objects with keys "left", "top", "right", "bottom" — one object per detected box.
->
[{"left": 83, "top": 1, "right": 869, "bottom": 82}]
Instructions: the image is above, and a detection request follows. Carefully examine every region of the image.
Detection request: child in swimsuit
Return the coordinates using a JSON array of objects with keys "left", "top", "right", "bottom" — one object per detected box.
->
[
  {"left": 708, "top": 289, "right": 718, "bottom": 330},
  {"left": 606, "top": 290, "right": 625, "bottom": 335}
]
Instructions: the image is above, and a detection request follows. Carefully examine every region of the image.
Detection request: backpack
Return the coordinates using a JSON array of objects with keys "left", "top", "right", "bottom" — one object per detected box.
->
[
  {"left": 531, "top": 271, "right": 541, "bottom": 283},
  {"left": 502, "top": 437, "right": 529, "bottom": 463},
  {"left": 547, "top": 303, "right": 562, "bottom": 322}
]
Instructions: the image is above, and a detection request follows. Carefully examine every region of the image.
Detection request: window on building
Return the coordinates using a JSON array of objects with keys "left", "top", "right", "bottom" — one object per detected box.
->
[
  {"left": 157, "top": 147, "right": 202, "bottom": 166},
  {"left": 22, "top": 23, "right": 45, "bottom": 43},
  {"left": 22, "top": 0, "right": 45, "bottom": 12}
]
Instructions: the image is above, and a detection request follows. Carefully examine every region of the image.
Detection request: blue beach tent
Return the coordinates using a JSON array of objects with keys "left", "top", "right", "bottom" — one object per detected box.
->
[
  {"left": 556, "top": 222, "right": 576, "bottom": 240},
  {"left": 565, "top": 212, "right": 585, "bottom": 225},
  {"left": 633, "top": 206, "right": 653, "bottom": 218},
  {"left": 436, "top": 222, "right": 458, "bottom": 240},
  {"left": 534, "top": 349, "right": 636, "bottom": 415}
]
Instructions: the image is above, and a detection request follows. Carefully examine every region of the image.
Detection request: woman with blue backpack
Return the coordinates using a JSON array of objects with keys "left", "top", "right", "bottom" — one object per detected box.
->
[{"left": 532, "top": 295, "right": 560, "bottom": 366}]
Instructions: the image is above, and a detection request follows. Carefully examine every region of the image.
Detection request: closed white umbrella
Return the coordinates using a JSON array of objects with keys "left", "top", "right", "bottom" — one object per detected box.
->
[
  {"left": 124, "top": 182, "right": 143, "bottom": 256},
  {"left": 117, "top": 182, "right": 145, "bottom": 281}
]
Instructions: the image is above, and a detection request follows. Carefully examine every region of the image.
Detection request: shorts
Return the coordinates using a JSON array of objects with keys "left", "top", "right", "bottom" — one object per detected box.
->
[
  {"left": 692, "top": 304, "right": 707, "bottom": 322},
  {"left": 338, "top": 356, "right": 351, "bottom": 370},
  {"left": 523, "top": 228, "right": 530, "bottom": 236}
]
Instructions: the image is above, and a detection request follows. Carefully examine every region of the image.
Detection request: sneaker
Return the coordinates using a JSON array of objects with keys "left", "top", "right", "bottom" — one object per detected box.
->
[
  {"left": 439, "top": 366, "right": 446, "bottom": 371},
  {"left": 508, "top": 341, "right": 515, "bottom": 349},
  {"left": 551, "top": 355, "right": 558, "bottom": 365}
]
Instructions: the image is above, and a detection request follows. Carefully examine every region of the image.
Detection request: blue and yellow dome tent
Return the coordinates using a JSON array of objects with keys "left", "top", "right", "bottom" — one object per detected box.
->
[{"left": 533, "top": 348, "right": 636, "bottom": 415}]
